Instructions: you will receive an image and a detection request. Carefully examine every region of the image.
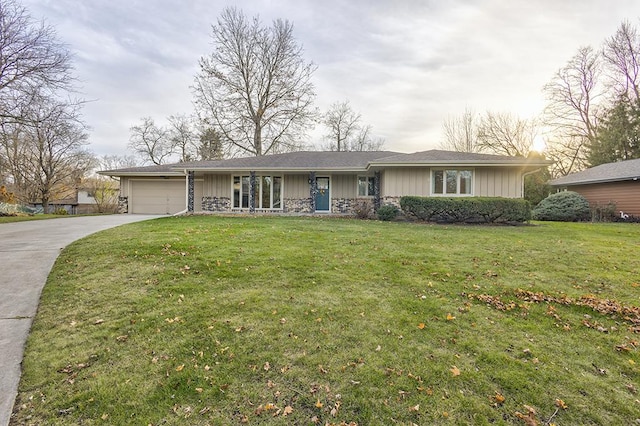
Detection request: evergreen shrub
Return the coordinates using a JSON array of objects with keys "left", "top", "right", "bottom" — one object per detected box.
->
[{"left": 532, "top": 191, "right": 590, "bottom": 222}]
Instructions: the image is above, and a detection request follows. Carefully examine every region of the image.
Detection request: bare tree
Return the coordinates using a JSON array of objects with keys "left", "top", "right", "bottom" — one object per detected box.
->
[
  {"left": 603, "top": 20, "right": 640, "bottom": 100},
  {"left": 3, "top": 93, "right": 93, "bottom": 211},
  {"left": 98, "top": 154, "right": 139, "bottom": 171},
  {"left": 128, "top": 117, "right": 174, "bottom": 165},
  {"left": 0, "top": 0, "right": 74, "bottom": 122},
  {"left": 439, "top": 107, "right": 481, "bottom": 152},
  {"left": 168, "top": 114, "right": 198, "bottom": 162},
  {"left": 352, "top": 124, "right": 385, "bottom": 152},
  {"left": 193, "top": 7, "right": 317, "bottom": 156},
  {"left": 477, "top": 112, "right": 536, "bottom": 157},
  {"left": 323, "top": 100, "right": 361, "bottom": 151},
  {"left": 543, "top": 46, "right": 603, "bottom": 176},
  {"left": 322, "top": 100, "right": 385, "bottom": 151}
]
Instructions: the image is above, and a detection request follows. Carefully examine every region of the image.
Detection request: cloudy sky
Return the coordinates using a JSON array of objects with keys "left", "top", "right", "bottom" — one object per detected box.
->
[{"left": 21, "top": 0, "right": 640, "bottom": 157}]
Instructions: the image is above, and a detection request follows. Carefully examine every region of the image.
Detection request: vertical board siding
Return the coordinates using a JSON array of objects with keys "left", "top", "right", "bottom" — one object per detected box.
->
[
  {"left": 120, "top": 177, "right": 130, "bottom": 197},
  {"left": 284, "top": 174, "right": 308, "bottom": 198},
  {"left": 475, "top": 168, "right": 522, "bottom": 198},
  {"left": 332, "top": 174, "right": 357, "bottom": 198},
  {"left": 194, "top": 180, "right": 204, "bottom": 212},
  {"left": 203, "top": 174, "right": 231, "bottom": 198},
  {"left": 569, "top": 181, "right": 640, "bottom": 215},
  {"left": 382, "top": 168, "right": 430, "bottom": 197}
]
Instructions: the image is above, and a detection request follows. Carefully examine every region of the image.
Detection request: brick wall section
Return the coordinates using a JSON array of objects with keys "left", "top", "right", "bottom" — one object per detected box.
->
[{"left": 569, "top": 181, "right": 640, "bottom": 216}]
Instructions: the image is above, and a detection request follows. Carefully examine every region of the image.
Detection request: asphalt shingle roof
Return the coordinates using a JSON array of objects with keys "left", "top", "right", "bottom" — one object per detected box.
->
[
  {"left": 99, "top": 150, "right": 551, "bottom": 176},
  {"left": 550, "top": 158, "right": 640, "bottom": 186},
  {"left": 185, "top": 150, "right": 401, "bottom": 170},
  {"left": 369, "top": 149, "right": 547, "bottom": 165}
]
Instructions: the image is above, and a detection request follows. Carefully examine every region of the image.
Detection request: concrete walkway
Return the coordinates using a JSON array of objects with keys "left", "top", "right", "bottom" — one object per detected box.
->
[{"left": 0, "top": 215, "right": 160, "bottom": 426}]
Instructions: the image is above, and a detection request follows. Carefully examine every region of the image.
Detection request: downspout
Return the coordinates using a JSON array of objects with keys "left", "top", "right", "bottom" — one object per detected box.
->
[
  {"left": 521, "top": 168, "right": 542, "bottom": 199},
  {"left": 173, "top": 169, "right": 190, "bottom": 216}
]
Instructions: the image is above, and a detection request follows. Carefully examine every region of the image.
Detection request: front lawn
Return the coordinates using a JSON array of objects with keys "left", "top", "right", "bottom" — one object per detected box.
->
[
  {"left": 0, "top": 214, "right": 62, "bottom": 224},
  {"left": 12, "top": 217, "right": 640, "bottom": 425}
]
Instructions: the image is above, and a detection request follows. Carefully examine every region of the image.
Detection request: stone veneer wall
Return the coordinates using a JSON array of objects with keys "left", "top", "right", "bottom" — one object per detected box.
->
[
  {"left": 118, "top": 196, "right": 128, "bottom": 214},
  {"left": 332, "top": 198, "right": 376, "bottom": 215},
  {"left": 284, "top": 198, "right": 313, "bottom": 213},
  {"left": 202, "top": 196, "right": 231, "bottom": 212},
  {"left": 382, "top": 196, "right": 402, "bottom": 208}
]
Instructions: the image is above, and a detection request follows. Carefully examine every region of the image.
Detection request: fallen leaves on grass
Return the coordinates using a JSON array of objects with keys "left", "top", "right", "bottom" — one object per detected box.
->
[
  {"left": 555, "top": 398, "right": 568, "bottom": 409},
  {"left": 450, "top": 366, "right": 461, "bottom": 376},
  {"left": 515, "top": 405, "right": 539, "bottom": 426},
  {"left": 467, "top": 289, "right": 640, "bottom": 332}
]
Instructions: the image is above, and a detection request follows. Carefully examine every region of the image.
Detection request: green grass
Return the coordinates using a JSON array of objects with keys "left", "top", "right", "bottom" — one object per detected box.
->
[
  {"left": 12, "top": 217, "right": 640, "bottom": 425},
  {"left": 0, "top": 214, "right": 63, "bottom": 223}
]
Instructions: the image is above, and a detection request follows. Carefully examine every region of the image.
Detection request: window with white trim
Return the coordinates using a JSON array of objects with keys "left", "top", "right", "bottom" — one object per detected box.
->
[
  {"left": 357, "top": 176, "right": 375, "bottom": 197},
  {"left": 432, "top": 169, "right": 473, "bottom": 195},
  {"left": 233, "top": 175, "right": 282, "bottom": 209}
]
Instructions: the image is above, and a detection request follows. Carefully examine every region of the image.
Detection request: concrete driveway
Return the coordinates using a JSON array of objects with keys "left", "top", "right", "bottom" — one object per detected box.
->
[{"left": 0, "top": 214, "right": 160, "bottom": 426}]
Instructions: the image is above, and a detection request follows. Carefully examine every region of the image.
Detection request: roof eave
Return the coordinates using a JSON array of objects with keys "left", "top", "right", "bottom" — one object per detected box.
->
[
  {"left": 98, "top": 171, "right": 185, "bottom": 177},
  {"left": 368, "top": 161, "right": 551, "bottom": 168},
  {"left": 550, "top": 176, "right": 640, "bottom": 186},
  {"left": 182, "top": 166, "right": 369, "bottom": 173}
]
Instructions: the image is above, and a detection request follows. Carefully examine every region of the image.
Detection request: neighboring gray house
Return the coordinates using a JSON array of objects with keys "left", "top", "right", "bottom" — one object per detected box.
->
[
  {"left": 100, "top": 150, "right": 550, "bottom": 215},
  {"left": 550, "top": 158, "right": 640, "bottom": 216}
]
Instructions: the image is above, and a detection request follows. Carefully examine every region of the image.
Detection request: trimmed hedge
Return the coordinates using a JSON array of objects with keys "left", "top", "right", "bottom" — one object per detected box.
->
[
  {"left": 400, "top": 196, "right": 531, "bottom": 224},
  {"left": 532, "top": 191, "right": 590, "bottom": 222}
]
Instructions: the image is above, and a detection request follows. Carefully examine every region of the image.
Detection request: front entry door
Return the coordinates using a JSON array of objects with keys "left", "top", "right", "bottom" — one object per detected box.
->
[{"left": 315, "top": 177, "right": 330, "bottom": 212}]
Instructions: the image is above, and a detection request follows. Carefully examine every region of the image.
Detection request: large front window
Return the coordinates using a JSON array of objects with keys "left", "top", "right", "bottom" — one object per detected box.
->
[
  {"left": 432, "top": 169, "right": 473, "bottom": 195},
  {"left": 233, "top": 175, "right": 282, "bottom": 209}
]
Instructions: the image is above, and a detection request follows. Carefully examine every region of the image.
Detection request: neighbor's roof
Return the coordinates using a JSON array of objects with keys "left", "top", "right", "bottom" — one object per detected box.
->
[
  {"left": 99, "top": 150, "right": 550, "bottom": 176},
  {"left": 550, "top": 158, "right": 640, "bottom": 186}
]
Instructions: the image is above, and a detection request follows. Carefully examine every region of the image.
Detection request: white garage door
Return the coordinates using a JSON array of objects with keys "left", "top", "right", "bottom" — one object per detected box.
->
[{"left": 130, "top": 180, "right": 186, "bottom": 214}]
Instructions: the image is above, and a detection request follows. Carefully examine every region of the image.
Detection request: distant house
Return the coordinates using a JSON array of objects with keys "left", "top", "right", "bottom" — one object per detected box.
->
[
  {"left": 549, "top": 158, "right": 640, "bottom": 216},
  {"left": 99, "top": 150, "right": 550, "bottom": 215},
  {"left": 31, "top": 189, "right": 99, "bottom": 214}
]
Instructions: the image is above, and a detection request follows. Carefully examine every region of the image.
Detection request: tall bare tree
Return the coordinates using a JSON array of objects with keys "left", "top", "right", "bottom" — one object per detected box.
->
[
  {"left": 322, "top": 100, "right": 384, "bottom": 151},
  {"left": 477, "top": 112, "right": 536, "bottom": 157},
  {"left": 323, "top": 100, "right": 361, "bottom": 151},
  {"left": 543, "top": 46, "right": 603, "bottom": 176},
  {"left": 98, "top": 154, "right": 139, "bottom": 171},
  {"left": 193, "top": 7, "right": 317, "bottom": 156},
  {"left": 128, "top": 117, "right": 174, "bottom": 165},
  {"left": 1, "top": 93, "right": 92, "bottom": 211},
  {"left": 0, "top": 0, "right": 74, "bottom": 122},
  {"left": 167, "top": 114, "right": 199, "bottom": 162},
  {"left": 604, "top": 20, "right": 640, "bottom": 101},
  {"left": 439, "top": 107, "right": 481, "bottom": 152}
]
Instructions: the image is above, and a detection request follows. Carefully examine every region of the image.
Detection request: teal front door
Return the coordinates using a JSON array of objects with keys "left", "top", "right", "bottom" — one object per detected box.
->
[{"left": 315, "top": 177, "right": 330, "bottom": 212}]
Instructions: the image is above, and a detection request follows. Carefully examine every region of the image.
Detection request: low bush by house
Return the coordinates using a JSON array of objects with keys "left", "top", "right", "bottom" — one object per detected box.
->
[
  {"left": 400, "top": 196, "right": 531, "bottom": 224},
  {"left": 532, "top": 191, "right": 591, "bottom": 222},
  {"left": 376, "top": 204, "right": 399, "bottom": 221}
]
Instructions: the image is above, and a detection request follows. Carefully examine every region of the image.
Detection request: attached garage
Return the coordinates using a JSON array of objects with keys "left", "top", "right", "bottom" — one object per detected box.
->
[{"left": 130, "top": 180, "right": 186, "bottom": 214}]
